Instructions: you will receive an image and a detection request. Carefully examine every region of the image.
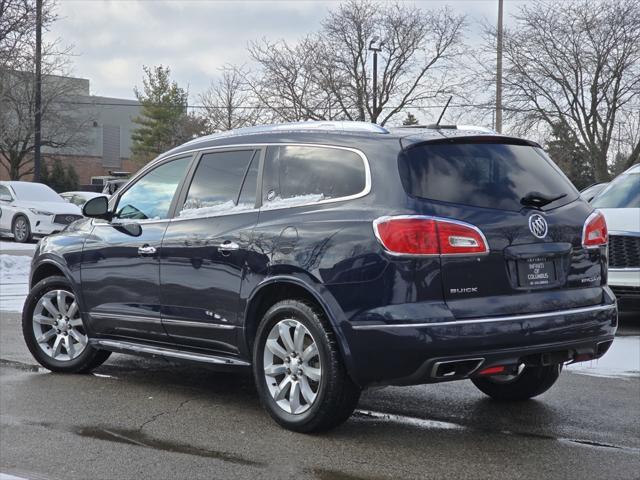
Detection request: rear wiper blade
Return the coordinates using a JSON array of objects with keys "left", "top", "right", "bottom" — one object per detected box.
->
[{"left": 520, "top": 191, "right": 567, "bottom": 208}]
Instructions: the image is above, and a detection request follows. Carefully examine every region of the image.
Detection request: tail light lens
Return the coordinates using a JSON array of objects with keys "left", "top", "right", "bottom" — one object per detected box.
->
[
  {"left": 582, "top": 211, "right": 608, "bottom": 248},
  {"left": 373, "top": 216, "right": 488, "bottom": 256}
]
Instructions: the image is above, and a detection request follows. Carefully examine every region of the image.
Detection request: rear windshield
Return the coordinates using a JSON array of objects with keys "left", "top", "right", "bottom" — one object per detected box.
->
[
  {"left": 398, "top": 142, "right": 578, "bottom": 211},
  {"left": 591, "top": 172, "right": 640, "bottom": 208}
]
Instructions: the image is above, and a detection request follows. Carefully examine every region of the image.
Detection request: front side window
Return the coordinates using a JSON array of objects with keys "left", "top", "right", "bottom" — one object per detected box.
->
[
  {"left": 262, "top": 145, "right": 367, "bottom": 208},
  {"left": 179, "top": 149, "right": 257, "bottom": 217},
  {"left": 115, "top": 157, "right": 191, "bottom": 220},
  {"left": 591, "top": 172, "right": 640, "bottom": 208}
]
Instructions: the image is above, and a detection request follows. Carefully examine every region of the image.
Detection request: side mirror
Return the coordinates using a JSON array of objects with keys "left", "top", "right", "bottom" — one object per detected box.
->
[
  {"left": 83, "top": 196, "right": 111, "bottom": 219},
  {"left": 0, "top": 194, "right": 12, "bottom": 202}
]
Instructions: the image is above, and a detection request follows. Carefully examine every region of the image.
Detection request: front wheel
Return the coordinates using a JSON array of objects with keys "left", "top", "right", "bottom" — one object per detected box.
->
[
  {"left": 22, "top": 276, "right": 111, "bottom": 373},
  {"left": 253, "top": 299, "right": 360, "bottom": 432},
  {"left": 471, "top": 364, "right": 562, "bottom": 401},
  {"left": 12, "top": 215, "right": 31, "bottom": 243}
]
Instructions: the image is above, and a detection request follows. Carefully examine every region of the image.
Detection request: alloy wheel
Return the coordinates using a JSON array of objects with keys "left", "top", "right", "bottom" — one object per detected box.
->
[
  {"left": 263, "top": 318, "right": 322, "bottom": 414},
  {"left": 13, "top": 217, "right": 27, "bottom": 242},
  {"left": 32, "top": 289, "right": 88, "bottom": 361}
]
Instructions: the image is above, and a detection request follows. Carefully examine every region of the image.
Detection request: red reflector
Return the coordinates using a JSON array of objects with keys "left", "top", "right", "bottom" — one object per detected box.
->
[
  {"left": 582, "top": 210, "right": 608, "bottom": 248},
  {"left": 373, "top": 216, "right": 488, "bottom": 256},
  {"left": 478, "top": 366, "right": 506, "bottom": 376}
]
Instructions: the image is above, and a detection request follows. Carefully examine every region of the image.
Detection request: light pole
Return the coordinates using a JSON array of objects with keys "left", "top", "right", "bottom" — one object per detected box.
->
[
  {"left": 34, "top": 0, "right": 43, "bottom": 182},
  {"left": 368, "top": 36, "right": 383, "bottom": 123},
  {"left": 495, "top": 0, "right": 504, "bottom": 133}
]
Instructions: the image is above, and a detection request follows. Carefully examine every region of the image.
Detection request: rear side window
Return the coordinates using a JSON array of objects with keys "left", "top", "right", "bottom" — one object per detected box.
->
[
  {"left": 262, "top": 145, "right": 366, "bottom": 208},
  {"left": 398, "top": 142, "right": 578, "bottom": 211},
  {"left": 179, "top": 149, "right": 257, "bottom": 217}
]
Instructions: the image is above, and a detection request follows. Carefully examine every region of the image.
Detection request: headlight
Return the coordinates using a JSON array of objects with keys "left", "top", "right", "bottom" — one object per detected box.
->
[{"left": 29, "top": 208, "right": 54, "bottom": 216}]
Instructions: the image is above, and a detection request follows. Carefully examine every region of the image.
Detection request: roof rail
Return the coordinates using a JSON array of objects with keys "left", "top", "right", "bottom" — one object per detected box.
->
[{"left": 397, "top": 124, "right": 496, "bottom": 134}]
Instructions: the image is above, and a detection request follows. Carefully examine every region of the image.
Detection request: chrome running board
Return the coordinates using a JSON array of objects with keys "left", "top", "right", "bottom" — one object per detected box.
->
[{"left": 93, "top": 339, "right": 250, "bottom": 367}]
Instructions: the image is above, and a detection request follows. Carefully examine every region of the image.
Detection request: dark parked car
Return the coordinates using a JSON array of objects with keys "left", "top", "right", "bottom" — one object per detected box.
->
[{"left": 23, "top": 121, "right": 617, "bottom": 432}]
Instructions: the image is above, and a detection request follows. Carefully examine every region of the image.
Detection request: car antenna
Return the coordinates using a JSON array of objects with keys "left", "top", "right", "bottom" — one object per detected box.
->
[{"left": 435, "top": 96, "right": 453, "bottom": 127}]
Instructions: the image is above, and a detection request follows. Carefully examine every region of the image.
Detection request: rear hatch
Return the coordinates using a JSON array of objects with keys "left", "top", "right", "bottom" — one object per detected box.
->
[{"left": 397, "top": 136, "right": 607, "bottom": 319}]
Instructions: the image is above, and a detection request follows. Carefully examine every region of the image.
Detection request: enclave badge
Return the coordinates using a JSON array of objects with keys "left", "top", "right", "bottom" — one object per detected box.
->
[{"left": 528, "top": 214, "right": 548, "bottom": 239}]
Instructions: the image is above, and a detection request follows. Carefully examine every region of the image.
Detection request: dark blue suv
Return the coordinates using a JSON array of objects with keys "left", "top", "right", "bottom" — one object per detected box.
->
[{"left": 23, "top": 121, "right": 617, "bottom": 432}]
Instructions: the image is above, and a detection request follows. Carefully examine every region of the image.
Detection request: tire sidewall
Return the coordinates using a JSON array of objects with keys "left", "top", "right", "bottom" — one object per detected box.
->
[
  {"left": 253, "top": 301, "right": 332, "bottom": 429},
  {"left": 12, "top": 215, "right": 30, "bottom": 243},
  {"left": 22, "top": 276, "right": 97, "bottom": 372}
]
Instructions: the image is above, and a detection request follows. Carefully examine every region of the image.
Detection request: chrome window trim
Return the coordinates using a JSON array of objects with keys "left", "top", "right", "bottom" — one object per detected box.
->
[
  {"left": 372, "top": 214, "right": 490, "bottom": 257},
  {"left": 166, "top": 143, "right": 371, "bottom": 222},
  {"left": 351, "top": 303, "right": 616, "bottom": 330}
]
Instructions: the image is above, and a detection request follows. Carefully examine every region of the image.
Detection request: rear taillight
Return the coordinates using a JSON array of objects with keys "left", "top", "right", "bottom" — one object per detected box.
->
[
  {"left": 582, "top": 211, "right": 608, "bottom": 248},
  {"left": 373, "top": 216, "right": 489, "bottom": 256}
]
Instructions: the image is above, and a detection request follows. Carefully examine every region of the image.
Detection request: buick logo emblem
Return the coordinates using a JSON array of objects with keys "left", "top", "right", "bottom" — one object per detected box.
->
[{"left": 528, "top": 214, "right": 548, "bottom": 239}]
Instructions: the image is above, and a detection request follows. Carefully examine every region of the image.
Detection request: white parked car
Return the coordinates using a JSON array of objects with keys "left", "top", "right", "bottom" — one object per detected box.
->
[
  {"left": 60, "top": 190, "right": 105, "bottom": 207},
  {"left": 591, "top": 164, "right": 640, "bottom": 311},
  {"left": 0, "top": 181, "right": 83, "bottom": 243}
]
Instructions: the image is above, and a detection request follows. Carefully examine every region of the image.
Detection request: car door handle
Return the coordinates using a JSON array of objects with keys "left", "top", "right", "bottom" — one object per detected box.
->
[
  {"left": 138, "top": 245, "right": 157, "bottom": 256},
  {"left": 218, "top": 241, "right": 239, "bottom": 253}
]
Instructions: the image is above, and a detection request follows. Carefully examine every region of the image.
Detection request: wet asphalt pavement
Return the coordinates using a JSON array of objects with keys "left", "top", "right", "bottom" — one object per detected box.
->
[
  {"left": 1, "top": 240, "right": 639, "bottom": 479},
  {"left": 1, "top": 309, "right": 639, "bottom": 480}
]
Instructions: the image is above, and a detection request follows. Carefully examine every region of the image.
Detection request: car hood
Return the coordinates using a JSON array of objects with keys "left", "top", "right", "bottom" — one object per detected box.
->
[
  {"left": 18, "top": 201, "right": 82, "bottom": 215},
  {"left": 598, "top": 208, "right": 640, "bottom": 233}
]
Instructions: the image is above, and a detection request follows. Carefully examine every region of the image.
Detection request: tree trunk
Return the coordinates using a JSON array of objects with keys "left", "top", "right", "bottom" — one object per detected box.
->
[{"left": 592, "top": 149, "right": 610, "bottom": 183}]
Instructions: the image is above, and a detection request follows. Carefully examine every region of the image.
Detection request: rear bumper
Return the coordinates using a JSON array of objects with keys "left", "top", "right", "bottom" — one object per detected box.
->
[{"left": 343, "top": 302, "right": 618, "bottom": 387}]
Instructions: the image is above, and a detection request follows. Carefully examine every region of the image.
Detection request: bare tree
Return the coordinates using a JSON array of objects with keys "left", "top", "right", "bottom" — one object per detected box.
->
[
  {"left": 0, "top": 43, "right": 88, "bottom": 179},
  {"left": 199, "top": 66, "right": 263, "bottom": 131},
  {"left": 497, "top": 0, "right": 640, "bottom": 182},
  {"left": 249, "top": 0, "right": 465, "bottom": 126}
]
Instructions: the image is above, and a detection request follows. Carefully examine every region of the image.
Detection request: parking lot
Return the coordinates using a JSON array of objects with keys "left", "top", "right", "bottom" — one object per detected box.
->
[{"left": 1, "top": 240, "right": 639, "bottom": 480}]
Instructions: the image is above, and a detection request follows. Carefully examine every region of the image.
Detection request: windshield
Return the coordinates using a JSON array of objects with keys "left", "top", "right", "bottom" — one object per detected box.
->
[
  {"left": 592, "top": 172, "right": 640, "bottom": 208},
  {"left": 11, "top": 183, "right": 64, "bottom": 202},
  {"left": 399, "top": 141, "right": 578, "bottom": 212}
]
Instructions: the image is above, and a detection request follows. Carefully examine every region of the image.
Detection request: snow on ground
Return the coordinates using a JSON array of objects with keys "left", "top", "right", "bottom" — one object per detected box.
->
[
  {"left": 0, "top": 240, "right": 37, "bottom": 252},
  {"left": 565, "top": 336, "right": 640, "bottom": 378},
  {"left": 0, "top": 254, "right": 31, "bottom": 313}
]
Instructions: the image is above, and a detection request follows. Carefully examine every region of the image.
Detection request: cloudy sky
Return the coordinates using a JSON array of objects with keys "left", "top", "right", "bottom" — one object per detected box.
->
[{"left": 49, "top": 0, "right": 526, "bottom": 102}]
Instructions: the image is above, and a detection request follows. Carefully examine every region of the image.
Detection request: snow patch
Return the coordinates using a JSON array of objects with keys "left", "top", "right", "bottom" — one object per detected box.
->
[
  {"left": 262, "top": 193, "right": 325, "bottom": 209},
  {"left": 0, "top": 240, "right": 37, "bottom": 252},
  {"left": 0, "top": 254, "right": 31, "bottom": 313},
  {"left": 179, "top": 201, "right": 254, "bottom": 218},
  {"left": 566, "top": 336, "right": 639, "bottom": 379}
]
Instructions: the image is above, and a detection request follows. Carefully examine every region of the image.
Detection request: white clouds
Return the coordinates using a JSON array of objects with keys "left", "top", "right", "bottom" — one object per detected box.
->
[{"left": 48, "top": 0, "right": 527, "bottom": 101}]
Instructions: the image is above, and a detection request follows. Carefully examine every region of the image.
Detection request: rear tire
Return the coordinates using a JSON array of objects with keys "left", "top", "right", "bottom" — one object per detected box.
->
[
  {"left": 471, "top": 364, "right": 562, "bottom": 401},
  {"left": 22, "top": 276, "right": 111, "bottom": 373},
  {"left": 12, "top": 215, "right": 31, "bottom": 243},
  {"left": 253, "top": 299, "right": 360, "bottom": 433}
]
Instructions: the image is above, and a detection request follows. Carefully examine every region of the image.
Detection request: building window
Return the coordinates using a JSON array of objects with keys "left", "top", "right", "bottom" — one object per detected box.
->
[{"left": 102, "top": 125, "right": 121, "bottom": 167}]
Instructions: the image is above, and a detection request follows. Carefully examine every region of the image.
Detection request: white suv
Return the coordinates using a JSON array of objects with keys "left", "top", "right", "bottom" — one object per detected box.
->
[
  {"left": 0, "top": 181, "right": 83, "bottom": 243},
  {"left": 591, "top": 164, "right": 640, "bottom": 311}
]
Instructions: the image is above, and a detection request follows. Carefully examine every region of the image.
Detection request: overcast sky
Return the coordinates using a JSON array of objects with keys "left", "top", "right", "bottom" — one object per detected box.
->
[{"left": 49, "top": 0, "right": 527, "bottom": 102}]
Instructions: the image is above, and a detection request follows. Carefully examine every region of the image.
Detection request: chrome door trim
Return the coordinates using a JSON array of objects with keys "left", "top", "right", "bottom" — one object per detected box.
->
[
  {"left": 351, "top": 303, "right": 617, "bottom": 330},
  {"left": 162, "top": 318, "right": 236, "bottom": 330},
  {"left": 93, "top": 339, "right": 250, "bottom": 366},
  {"left": 90, "top": 312, "right": 161, "bottom": 324}
]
